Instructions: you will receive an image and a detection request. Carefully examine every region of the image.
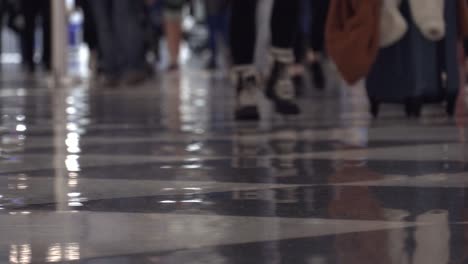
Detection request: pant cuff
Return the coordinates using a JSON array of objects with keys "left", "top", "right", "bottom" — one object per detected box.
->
[{"left": 271, "top": 47, "right": 294, "bottom": 64}]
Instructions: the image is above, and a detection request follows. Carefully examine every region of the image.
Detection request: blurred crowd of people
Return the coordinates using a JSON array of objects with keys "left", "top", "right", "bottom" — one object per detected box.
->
[
  {"left": 71, "top": 0, "right": 329, "bottom": 120},
  {"left": 0, "top": 0, "right": 331, "bottom": 122},
  {"left": 74, "top": 0, "right": 233, "bottom": 86},
  {"left": 77, "top": 0, "right": 234, "bottom": 86},
  {"left": 0, "top": 0, "right": 51, "bottom": 72},
  {"left": 2, "top": 0, "right": 464, "bottom": 121}
]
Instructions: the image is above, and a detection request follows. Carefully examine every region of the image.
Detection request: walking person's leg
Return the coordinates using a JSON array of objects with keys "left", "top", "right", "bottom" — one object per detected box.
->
[
  {"left": 230, "top": 0, "right": 257, "bottom": 67},
  {"left": 291, "top": 0, "right": 310, "bottom": 93},
  {"left": 266, "top": 0, "right": 301, "bottom": 115},
  {"left": 205, "top": 0, "right": 229, "bottom": 70},
  {"left": 270, "top": 0, "right": 299, "bottom": 51},
  {"left": 205, "top": 0, "right": 217, "bottom": 69},
  {"left": 163, "top": 1, "right": 184, "bottom": 71},
  {"left": 91, "top": 0, "right": 120, "bottom": 85},
  {"left": 113, "top": 0, "right": 146, "bottom": 84},
  {"left": 79, "top": 0, "right": 100, "bottom": 73},
  {"left": 308, "top": 0, "right": 330, "bottom": 90},
  {"left": 0, "top": 0, "right": 5, "bottom": 63},
  {"left": 40, "top": 0, "right": 51, "bottom": 71},
  {"left": 291, "top": 23, "right": 307, "bottom": 92},
  {"left": 206, "top": 13, "right": 218, "bottom": 70},
  {"left": 21, "top": 0, "right": 40, "bottom": 72},
  {"left": 309, "top": 0, "right": 328, "bottom": 58},
  {"left": 229, "top": 0, "right": 260, "bottom": 120}
]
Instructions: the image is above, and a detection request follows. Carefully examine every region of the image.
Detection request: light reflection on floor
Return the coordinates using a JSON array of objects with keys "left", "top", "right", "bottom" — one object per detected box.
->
[{"left": 0, "top": 62, "right": 467, "bottom": 263}]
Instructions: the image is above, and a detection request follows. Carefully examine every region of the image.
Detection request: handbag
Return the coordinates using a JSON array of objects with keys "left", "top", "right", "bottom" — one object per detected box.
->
[{"left": 325, "top": 0, "right": 381, "bottom": 85}]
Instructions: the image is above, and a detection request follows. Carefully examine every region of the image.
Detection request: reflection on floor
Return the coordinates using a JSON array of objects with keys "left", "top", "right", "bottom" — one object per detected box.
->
[{"left": 0, "top": 64, "right": 467, "bottom": 264}]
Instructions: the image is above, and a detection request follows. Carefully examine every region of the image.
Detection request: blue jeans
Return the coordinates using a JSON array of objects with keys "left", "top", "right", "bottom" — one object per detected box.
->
[
  {"left": 91, "top": 0, "right": 145, "bottom": 76},
  {"left": 207, "top": 12, "right": 228, "bottom": 62}
]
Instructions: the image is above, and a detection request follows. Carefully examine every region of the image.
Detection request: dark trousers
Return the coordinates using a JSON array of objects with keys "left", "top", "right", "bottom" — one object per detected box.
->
[
  {"left": 207, "top": 10, "right": 229, "bottom": 62},
  {"left": 229, "top": 0, "right": 300, "bottom": 65},
  {"left": 0, "top": 0, "right": 5, "bottom": 56},
  {"left": 293, "top": 0, "right": 330, "bottom": 62},
  {"left": 270, "top": 0, "right": 300, "bottom": 49},
  {"left": 77, "top": 0, "right": 98, "bottom": 51},
  {"left": 91, "top": 0, "right": 145, "bottom": 76},
  {"left": 21, "top": 0, "right": 51, "bottom": 71},
  {"left": 309, "top": 0, "right": 329, "bottom": 52}
]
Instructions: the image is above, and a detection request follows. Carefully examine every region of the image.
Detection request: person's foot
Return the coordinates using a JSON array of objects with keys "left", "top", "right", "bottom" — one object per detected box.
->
[
  {"left": 23, "top": 63, "right": 35, "bottom": 74},
  {"left": 266, "top": 59, "right": 300, "bottom": 116},
  {"left": 309, "top": 62, "right": 326, "bottom": 90},
  {"left": 292, "top": 74, "right": 305, "bottom": 96},
  {"left": 99, "top": 75, "right": 120, "bottom": 88},
  {"left": 289, "top": 64, "right": 306, "bottom": 96},
  {"left": 167, "top": 64, "right": 180, "bottom": 73},
  {"left": 233, "top": 69, "right": 260, "bottom": 121},
  {"left": 122, "top": 71, "right": 148, "bottom": 86},
  {"left": 88, "top": 50, "right": 98, "bottom": 75},
  {"left": 43, "top": 62, "right": 52, "bottom": 72},
  {"left": 205, "top": 59, "right": 217, "bottom": 71}
]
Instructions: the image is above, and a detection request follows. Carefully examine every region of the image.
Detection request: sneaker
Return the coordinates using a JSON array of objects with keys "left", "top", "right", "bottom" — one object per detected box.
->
[
  {"left": 266, "top": 60, "right": 300, "bottom": 115},
  {"left": 233, "top": 70, "right": 260, "bottom": 121}
]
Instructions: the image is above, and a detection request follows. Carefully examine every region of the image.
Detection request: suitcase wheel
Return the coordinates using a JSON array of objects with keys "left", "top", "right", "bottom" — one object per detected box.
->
[{"left": 405, "top": 98, "right": 422, "bottom": 118}]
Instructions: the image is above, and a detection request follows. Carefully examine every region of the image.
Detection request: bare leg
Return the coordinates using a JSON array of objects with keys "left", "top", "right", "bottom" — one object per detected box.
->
[{"left": 164, "top": 18, "right": 182, "bottom": 69}]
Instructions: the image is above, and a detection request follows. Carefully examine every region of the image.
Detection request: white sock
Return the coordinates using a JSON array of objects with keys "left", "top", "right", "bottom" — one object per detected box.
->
[
  {"left": 270, "top": 48, "right": 294, "bottom": 64},
  {"left": 409, "top": 0, "right": 445, "bottom": 41},
  {"left": 380, "top": 0, "right": 408, "bottom": 47}
]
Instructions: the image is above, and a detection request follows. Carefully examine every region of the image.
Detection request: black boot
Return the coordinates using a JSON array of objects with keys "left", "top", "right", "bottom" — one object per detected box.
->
[{"left": 265, "top": 49, "right": 300, "bottom": 115}]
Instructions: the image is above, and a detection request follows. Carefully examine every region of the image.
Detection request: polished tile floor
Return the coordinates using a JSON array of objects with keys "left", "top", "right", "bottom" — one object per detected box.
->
[{"left": 0, "top": 64, "right": 468, "bottom": 264}]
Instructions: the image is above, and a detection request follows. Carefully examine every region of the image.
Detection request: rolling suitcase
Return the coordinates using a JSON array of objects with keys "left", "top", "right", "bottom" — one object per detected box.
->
[{"left": 366, "top": 0, "right": 459, "bottom": 118}]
